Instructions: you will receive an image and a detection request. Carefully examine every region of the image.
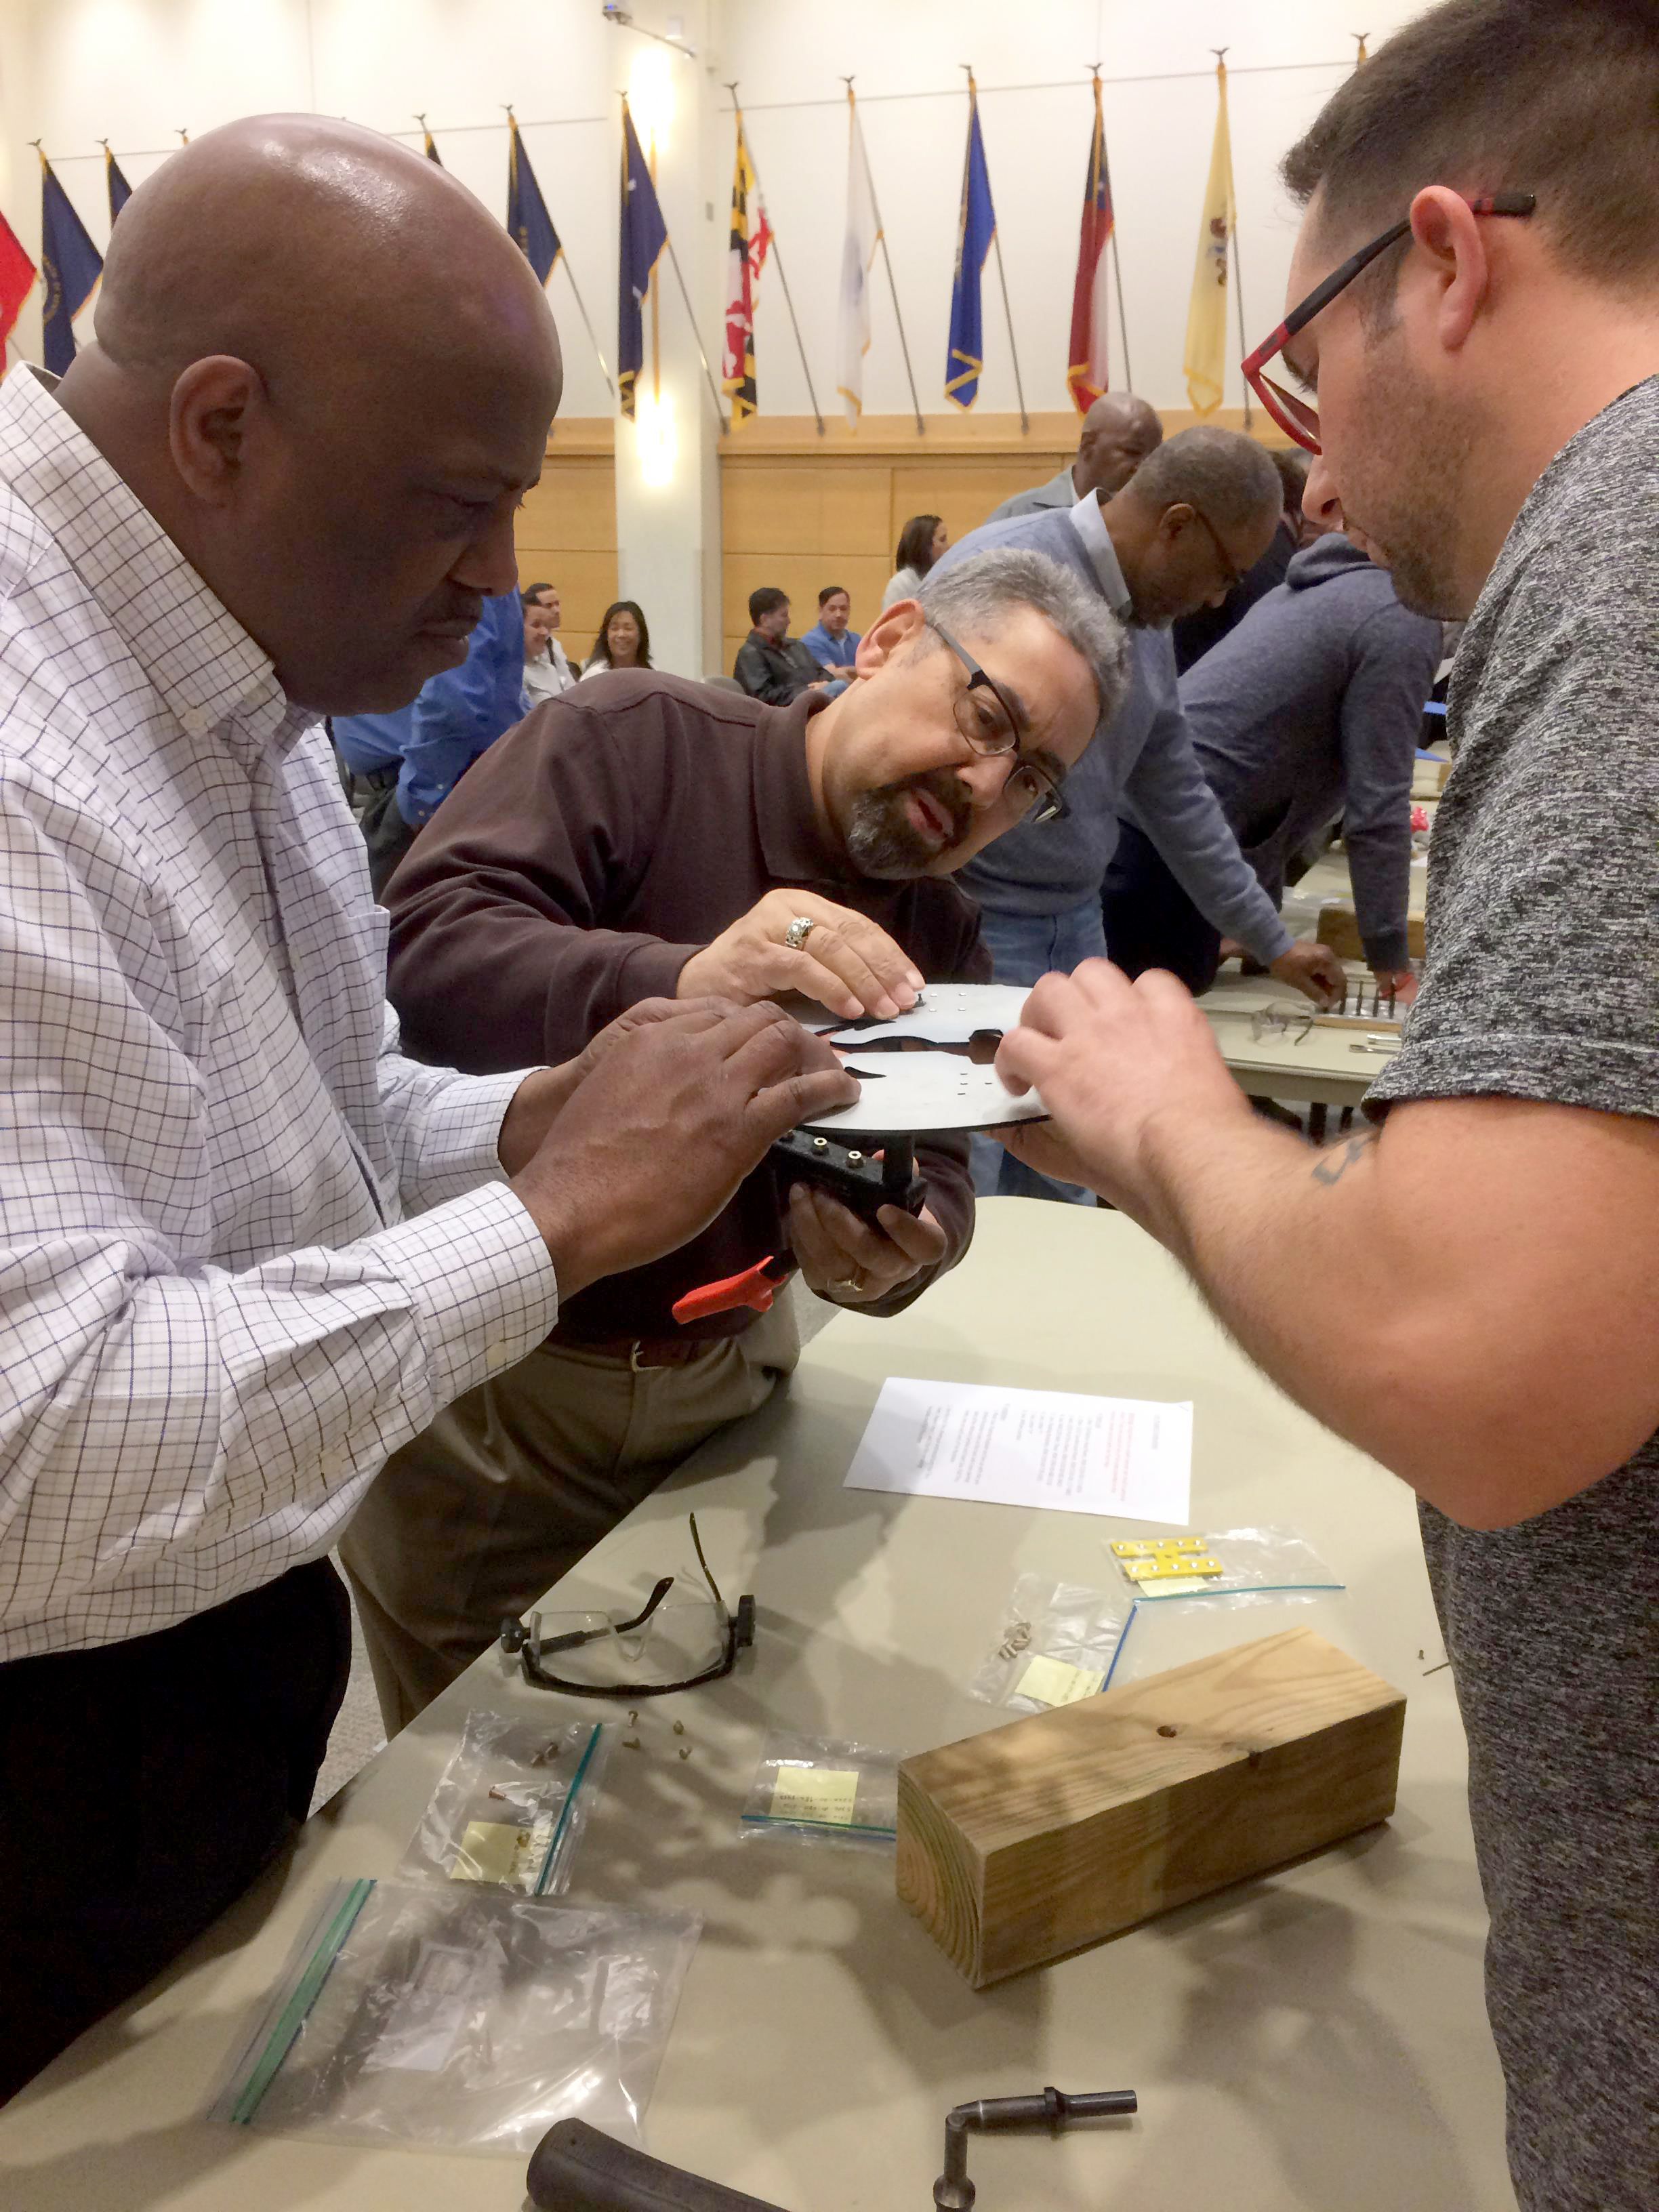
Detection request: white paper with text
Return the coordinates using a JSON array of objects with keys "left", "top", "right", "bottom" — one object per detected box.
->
[{"left": 843, "top": 1378, "right": 1191, "bottom": 1525}]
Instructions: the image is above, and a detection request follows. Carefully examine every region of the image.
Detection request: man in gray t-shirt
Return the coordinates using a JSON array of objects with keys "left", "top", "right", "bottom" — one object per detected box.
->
[{"left": 987, "top": 6, "right": 1659, "bottom": 2206}]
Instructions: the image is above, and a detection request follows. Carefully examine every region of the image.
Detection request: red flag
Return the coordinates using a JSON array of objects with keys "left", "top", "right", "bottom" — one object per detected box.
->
[
  {"left": 1066, "top": 75, "right": 1115, "bottom": 413},
  {"left": 0, "top": 209, "right": 37, "bottom": 349}
]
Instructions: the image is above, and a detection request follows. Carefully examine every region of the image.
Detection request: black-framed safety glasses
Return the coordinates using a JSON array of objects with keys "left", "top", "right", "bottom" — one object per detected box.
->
[
  {"left": 1242, "top": 191, "right": 1536, "bottom": 453},
  {"left": 1187, "top": 503, "right": 1246, "bottom": 592},
  {"left": 924, "top": 617, "right": 1071, "bottom": 826},
  {"left": 499, "top": 1515, "right": 755, "bottom": 1699}
]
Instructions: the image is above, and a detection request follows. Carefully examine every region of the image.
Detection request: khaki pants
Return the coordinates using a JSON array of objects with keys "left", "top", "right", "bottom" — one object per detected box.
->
[{"left": 340, "top": 1300, "right": 798, "bottom": 1734}]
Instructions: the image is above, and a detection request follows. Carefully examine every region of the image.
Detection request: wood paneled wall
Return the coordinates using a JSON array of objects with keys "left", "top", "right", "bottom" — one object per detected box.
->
[
  {"left": 716, "top": 407, "right": 1284, "bottom": 676},
  {"left": 512, "top": 420, "right": 617, "bottom": 667}
]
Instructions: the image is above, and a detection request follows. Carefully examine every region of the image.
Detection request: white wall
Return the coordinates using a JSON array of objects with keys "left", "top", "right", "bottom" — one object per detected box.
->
[{"left": 5, "top": 0, "right": 1431, "bottom": 415}]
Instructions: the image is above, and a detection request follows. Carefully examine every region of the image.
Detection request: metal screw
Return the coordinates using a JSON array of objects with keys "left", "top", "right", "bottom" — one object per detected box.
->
[
  {"left": 672, "top": 1721, "right": 686, "bottom": 1736},
  {"left": 623, "top": 1736, "right": 643, "bottom": 1752},
  {"left": 628, "top": 1710, "right": 638, "bottom": 1724},
  {"left": 813, "top": 1135, "right": 828, "bottom": 1151},
  {"left": 848, "top": 1150, "right": 863, "bottom": 1165},
  {"left": 678, "top": 1746, "right": 691, "bottom": 1760}
]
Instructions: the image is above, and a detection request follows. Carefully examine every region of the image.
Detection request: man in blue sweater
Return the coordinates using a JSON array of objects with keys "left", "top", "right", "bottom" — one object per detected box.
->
[
  {"left": 333, "top": 584, "right": 527, "bottom": 895},
  {"left": 938, "top": 428, "right": 1345, "bottom": 1200},
  {"left": 1105, "top": 527, "right": 1441, "bottom": 1001}
]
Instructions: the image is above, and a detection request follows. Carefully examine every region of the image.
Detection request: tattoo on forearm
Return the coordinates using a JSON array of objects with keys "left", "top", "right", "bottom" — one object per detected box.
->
[{"left": 1311, "top": 1130, "right": 1379, "bottom": 1188}]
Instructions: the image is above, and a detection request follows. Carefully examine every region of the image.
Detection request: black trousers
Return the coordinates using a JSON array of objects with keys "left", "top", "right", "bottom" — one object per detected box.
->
[
  {"left": 0, "top": 1559, "right": 350, "bottom": 2103},
  {"left": 356, "top": 771, "right": 419, "bottom": 900},
  {"left": 1101, "top": 818, "right": 1225, "bottom": 997}
]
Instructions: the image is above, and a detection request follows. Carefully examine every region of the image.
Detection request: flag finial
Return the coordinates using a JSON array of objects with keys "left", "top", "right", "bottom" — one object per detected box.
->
[{"left": 1353, "top": 32, "right": 1370, "bottom": 62}]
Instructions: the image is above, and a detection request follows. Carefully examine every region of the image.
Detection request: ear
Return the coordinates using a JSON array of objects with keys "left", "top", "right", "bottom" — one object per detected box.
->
[
  {"left": 1155, "top": 501, "right": 1195, "bottom": 546},
  {"left": 852, "top": 598, "right": 926, "bottom": 674},
  {"left": 167, "top": 355, "right": 267, "bottom": 508},
  {"left": 1406, "top": 187, "right": 1489, "bottom": 352}
]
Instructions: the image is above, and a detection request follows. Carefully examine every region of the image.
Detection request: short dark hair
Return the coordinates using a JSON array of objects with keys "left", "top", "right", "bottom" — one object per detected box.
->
[
  {"left": 1282, "top": 0, "right": 1659, "bottom": 291},
  {"left": 1124, "top": 428, "right": 1282, "bottom": 533},
  {"left": 895, "top": 514, "right": 943, "bottom": 577},
  {"left": 588, "top": 600, "right": 651, "bottom": 668},
  {"left": 520, "top": 582, "right": 554, "bottom": 607},
  {"left": 817, "top": 583, "right": 848, "bottom": 606},
  {"left": 1270, "top": 447, "right": 1311, "bottom": 512},
  {"left": 749, "top": 586, "right": 789, "bottom": 625}
]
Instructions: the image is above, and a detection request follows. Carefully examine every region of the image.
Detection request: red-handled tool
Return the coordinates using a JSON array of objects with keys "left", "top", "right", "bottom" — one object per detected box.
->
[{"left": 671, "top": 1253, "right": 795, "bottom": 1325}]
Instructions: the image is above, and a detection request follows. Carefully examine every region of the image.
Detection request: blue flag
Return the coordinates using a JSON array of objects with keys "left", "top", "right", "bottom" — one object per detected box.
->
[
  {"left": 39, "top": 156, "right": 102, "bottom": 377},
  {"left": 506, "top": 116, "right": 560, "bottom": 285},
  {"left": 617, "top": 104, "right": 667, "bottom": 422},
  {"left": 104, "top": 147, "right": 133, "bottom": 224},
  {"left": 945, "top": 81, "right": 996, "bottom": 410}
]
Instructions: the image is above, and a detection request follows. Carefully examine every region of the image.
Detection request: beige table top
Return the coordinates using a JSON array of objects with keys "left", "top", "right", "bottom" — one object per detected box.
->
[
  {"left": 1, "top": 1202, "right": 1513, "bottom": 2212},
  {"left": 1198, "top": 966, "right": 1402, "bottom": 1108}
]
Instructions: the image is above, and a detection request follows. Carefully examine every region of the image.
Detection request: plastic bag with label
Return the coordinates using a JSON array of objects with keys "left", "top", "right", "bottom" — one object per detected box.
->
[{"left": 397, "top": 1709, "right": 609, "bottom": 1896}]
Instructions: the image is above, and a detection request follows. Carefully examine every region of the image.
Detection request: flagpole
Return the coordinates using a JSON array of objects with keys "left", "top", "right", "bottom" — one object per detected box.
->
[
  {"left": 1212, "top": 48, "right": 1252, "bottom": 430},
  {"left": 727, "top": 87, "right": 823, "bottom": 436},
  {"left": 557, "top": 260, "right": 617, "bottom": 398},
  {"left": 844, "top": 78, "right": 924, "bottom": 437},
  {"left": 1089, "top": 68, "right": 1134, "bottom": 394},
  {"left": 962, "top": 66, "right": 1029, "bottom": 434},
  {"left": 659, "top": 232, "right": 726, "bottom": 423}
]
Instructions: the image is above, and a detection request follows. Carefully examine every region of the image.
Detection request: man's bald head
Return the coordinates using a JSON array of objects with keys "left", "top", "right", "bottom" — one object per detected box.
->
[
  {"left": 1073, "top": 392, "right": 1164, "bottom": 500},
  {"left": 58, "top": 117, "right": 562, "bottom": 714}
]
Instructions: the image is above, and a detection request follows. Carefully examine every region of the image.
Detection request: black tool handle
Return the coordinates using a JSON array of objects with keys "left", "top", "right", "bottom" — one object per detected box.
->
[
  {"left": 528, "top": 2118, "right": 791, "bottom": 2212},
  {"left": 771, "top": 1127, "right": 925, "bottom": 1219}
]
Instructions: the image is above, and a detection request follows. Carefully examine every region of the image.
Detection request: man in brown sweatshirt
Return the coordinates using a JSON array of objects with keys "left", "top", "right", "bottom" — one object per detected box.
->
[{"left": 344, "top": 548, "right": 1125, "bottom": 1727}]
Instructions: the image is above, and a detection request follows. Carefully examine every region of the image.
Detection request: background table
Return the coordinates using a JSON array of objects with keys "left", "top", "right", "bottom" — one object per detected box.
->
[{"left": 1, "top": 1202, "right": 1515, "bottom": 2212}]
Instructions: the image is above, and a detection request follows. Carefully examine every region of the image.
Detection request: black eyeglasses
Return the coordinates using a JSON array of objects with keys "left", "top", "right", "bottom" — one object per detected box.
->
[
  {"left": 499, "top": 1515, "right": 755, "bottom": 1700},
  {"left": 925, "top": 617, "right": 1070, "bottom": 827},
  {"left": 1242, "top": 191, "right": 1536, "bottom": 453},
  {"left": 1187, "top": 504, "right": 1246, "bottom": 593}
]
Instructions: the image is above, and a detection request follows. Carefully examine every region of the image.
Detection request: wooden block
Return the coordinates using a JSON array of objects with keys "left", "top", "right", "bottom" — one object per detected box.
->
[
  {"left": 1317, "top": 903, "right": 1427, "bottom": 963},
  {"left": 896, "top": 1626, "right": 1405, "bottom": 1989}
]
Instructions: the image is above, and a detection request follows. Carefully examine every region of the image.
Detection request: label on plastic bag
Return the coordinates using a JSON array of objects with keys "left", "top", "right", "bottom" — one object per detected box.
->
[
  {"left": 1015, "top": 1654, "right": 1106, "bottom": 1707},
  {"left": 769, "top": 1765, "right": 859, "bottom": 1824},
  {"left": 450, "top": 1816, "right": 554, "bottom": 1889},
  {"left": 361, "top": 1941, "right": 482, "bottom": 2074}
]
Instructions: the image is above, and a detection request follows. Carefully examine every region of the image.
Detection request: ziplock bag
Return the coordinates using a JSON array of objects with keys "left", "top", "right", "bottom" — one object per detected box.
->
[
  {"left": 213, "top": 1879, "right": 700, "bottom": 2154},
  {"left": 397, "top": 1709, "right": 609, "bottom": 1896},
  {"left": 739, "top": 1729, "right": 899, "bottom": 1848},
  {"left": 1103, "top": 1524, "right": 1351, "bottom": 1685},
  {"left": 967, "top": 1574, "right": 1132, "bottom": 1714}
]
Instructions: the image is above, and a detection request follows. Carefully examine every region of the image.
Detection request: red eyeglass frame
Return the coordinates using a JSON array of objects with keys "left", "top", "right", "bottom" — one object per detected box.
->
[{"left": 1241, "top": 191, "right": 1536, "bottom": 453}]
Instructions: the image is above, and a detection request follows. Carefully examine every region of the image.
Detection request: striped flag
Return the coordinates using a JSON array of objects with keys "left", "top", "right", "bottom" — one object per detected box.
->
[
  {"left": 1066, "top": 74, "right": 1115, "bottom": 413},
  {"left": 721, "top": 119, "right": 772, "bottom": 426},
  {"left": 836, "top": 91, "right": 880, "bottom": 427},
  {"left": 945, "top": 75, "right": 996, "bottom": 410},
  {"left": 0, "top": 211, "right": 36, "bottom": 351},
  {"left": 1182, "top": 58, "right": 1235, "bottom": 415}
]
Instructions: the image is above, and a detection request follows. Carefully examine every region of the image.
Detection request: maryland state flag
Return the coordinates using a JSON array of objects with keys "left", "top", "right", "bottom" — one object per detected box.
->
[
  {"left": 617, "top": 102, "right": 667, "bottom": 422},
  {"left": 721, "top": 119, "right": 773, "bottom": 427},
  {"left": 104, "top": 146, "right": 133, "bottom": 223},
  {"left": 1067, "top": 75, "right": 1116, "bottom": 413},
  {"left": 507, "top": 115, "right": 561, "bottom": 286},
  {"left": 1182, "top": 58, "right": 1235, "bottom": 415},
  {"left": 39, "top": 155, "right": 102, "bottom": 377},
  {"left": 422, "top": 125, "right": 443, "bottom": 165},
  {"left": 945, "top": 75, "right": 996, "bottom": 411},
  {"left": 0, "top": 211, "right": 36, "bottom": 351}
]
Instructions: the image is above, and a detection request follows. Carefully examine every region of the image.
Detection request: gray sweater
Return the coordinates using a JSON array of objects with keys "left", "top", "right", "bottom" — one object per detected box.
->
[{"left": 1181, "top": 535, "right": 1441, "bottom": 972}]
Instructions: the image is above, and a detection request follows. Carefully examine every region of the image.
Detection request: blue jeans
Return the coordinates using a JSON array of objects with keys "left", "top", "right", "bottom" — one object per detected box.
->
[{"left": 970, "top": 899, "right": 1106, "bottom": 1205}]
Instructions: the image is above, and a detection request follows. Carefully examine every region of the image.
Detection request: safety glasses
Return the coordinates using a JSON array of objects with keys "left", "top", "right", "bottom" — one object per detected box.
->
[{"left": 1241, "top": 192, "right": 1536, "bottom": 453}]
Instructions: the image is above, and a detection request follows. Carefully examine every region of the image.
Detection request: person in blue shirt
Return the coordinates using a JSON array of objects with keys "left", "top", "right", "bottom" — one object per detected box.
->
[
  {"left": 799, "top": 583, "right": 861, "bottom": 672},
  {"left": 333, "top": 585, "right": 527, "bottom": 896}
]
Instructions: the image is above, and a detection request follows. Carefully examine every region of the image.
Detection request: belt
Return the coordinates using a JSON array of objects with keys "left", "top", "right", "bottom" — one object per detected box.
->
[{"left": 552, "top": 1334, "right": 731, "bottom": 1372}]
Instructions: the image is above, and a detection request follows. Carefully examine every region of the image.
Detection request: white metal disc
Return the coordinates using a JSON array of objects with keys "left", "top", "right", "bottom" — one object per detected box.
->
[{"left": 800, "top": 1050, "right": 1046, "bottom": 1135}]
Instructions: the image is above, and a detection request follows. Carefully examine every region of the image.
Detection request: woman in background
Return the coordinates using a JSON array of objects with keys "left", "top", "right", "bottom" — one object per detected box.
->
[
  {"left": 881, "top": 514, "right": 948, "bottom": 609},
  {"left": 581, "top": 600, "right": 653, "bottom": 677}
]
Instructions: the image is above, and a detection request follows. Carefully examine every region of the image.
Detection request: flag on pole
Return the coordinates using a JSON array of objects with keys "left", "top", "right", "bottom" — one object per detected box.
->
[
  {"left": 104, "top": 147, "right": 133, "bottom": 223},
  {"left": 1182, "top": 58, "right": 1235, "bottom": 415},
  {"left": 507, "top": 115, "right": 562, "bottom": 286},
  {"left": 422, "top": 125, "right": 443, "bottom": 165},
  {"left": 1355, "top": 35, "right": 1370, "bottom": 63},
  {"left": 0, "top": 211, "right": 36, "bottom": 351},
  {"left": 617, "top": 102, "right": 667, "bottom": 422},
  {"left": 1067, "top": 74, "right": 1116, "bottom": 413},
  {"left": 720, "top": 119, "right": 773, "bottom": 427},
  {"left": 836, "top": 93, "right": 880, "bottom": 428},
  {"left": 945, "top": 75, "right": 997, "bottom": 410},
  {"left": 39, "top": 155, "right": 102, "bottom": 377}
]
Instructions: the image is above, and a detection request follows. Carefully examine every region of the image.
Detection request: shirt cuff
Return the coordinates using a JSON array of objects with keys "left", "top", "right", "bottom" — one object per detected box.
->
[
  {"left": 1246, "top": 912, "right": 1296, "bottom": 965},
  {"left": 401, "top": 1065, "right": 535, "bottom": 1209},
  {"left": 615, "top": 937, "right": 702, "bottom": 1015},
  {"left": 1360, "top": 927, "right": 1411, "bottom": 974},
  {"left": 369, "top": 1179, "right": 560, "bottom": 1411}
]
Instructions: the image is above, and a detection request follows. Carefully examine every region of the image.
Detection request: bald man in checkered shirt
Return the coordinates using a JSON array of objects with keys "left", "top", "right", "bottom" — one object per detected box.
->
[{"left": 0, "top": 118, "right": 853, "bottom": 2097}]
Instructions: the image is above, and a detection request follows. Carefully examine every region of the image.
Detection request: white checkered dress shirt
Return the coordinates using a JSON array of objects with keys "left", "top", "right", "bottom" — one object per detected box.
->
[{"left": 0, "top": 365, "right": 560, "bottom": 1662}]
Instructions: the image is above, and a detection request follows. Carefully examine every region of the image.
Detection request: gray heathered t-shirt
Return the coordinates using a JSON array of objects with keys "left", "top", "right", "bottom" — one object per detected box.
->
[{"left": 1366, "top": 377, "right": 1659, "bottom": 2211}]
